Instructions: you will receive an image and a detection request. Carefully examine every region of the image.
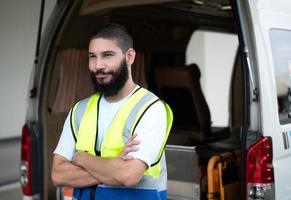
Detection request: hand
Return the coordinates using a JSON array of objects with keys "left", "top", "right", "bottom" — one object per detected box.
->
[
  {"left": 72, "top": 151, "right": 90, "bottom": 167},
  {"left": 119, "top": 135, "right": 140, "bottom": 161}
]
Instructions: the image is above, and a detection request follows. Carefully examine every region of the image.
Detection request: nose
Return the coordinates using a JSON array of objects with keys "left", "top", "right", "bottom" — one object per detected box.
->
[{"left": 91, "top": 58, "right": 106, "bottom": 72}]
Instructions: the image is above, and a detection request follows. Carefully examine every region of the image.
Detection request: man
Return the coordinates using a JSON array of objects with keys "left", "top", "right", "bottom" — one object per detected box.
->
[{"left": 52, "top": 23, "right": 173, "bottom": 200}]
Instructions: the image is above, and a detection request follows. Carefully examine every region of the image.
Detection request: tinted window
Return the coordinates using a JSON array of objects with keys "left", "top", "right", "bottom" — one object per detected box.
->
[{"left": 270, "top": 29, "right": 291, "bottom": 124}]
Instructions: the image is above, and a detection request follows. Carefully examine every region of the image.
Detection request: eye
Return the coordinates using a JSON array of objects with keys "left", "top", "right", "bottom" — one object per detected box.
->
[
  {"left": 104, "top": 53, "right": 113, "bottom": 57},
  {"left": 88, "top": 54, "right": 96, "bottom": 59}
]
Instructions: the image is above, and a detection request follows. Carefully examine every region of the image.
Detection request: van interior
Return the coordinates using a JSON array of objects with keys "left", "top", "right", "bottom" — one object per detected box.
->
[{"left": 41, "top": 0, "right": 244, "bottom": 199}]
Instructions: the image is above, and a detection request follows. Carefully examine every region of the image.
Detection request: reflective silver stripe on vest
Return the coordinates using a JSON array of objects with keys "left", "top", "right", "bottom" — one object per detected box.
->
[
  {"left": 73, "top": 97, "right": 91, "bottom": 134},
  {"left": 123, "top": 91, "right": 158, "bottom": 143},
  {"left": 135, "top": 153, "right": 167, "bottom": 191}
]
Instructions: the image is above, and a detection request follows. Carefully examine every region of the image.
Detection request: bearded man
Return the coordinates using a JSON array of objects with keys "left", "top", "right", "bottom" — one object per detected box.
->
[{"left": 52, "top": 23, "right": 173, "bottom": 200}]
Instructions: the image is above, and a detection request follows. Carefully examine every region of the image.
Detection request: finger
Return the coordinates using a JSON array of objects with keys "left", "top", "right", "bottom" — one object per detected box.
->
[
  {"left": 120, "top": 155, "right": 134, "bottom": 161},
  {"left": 122, "top": 146, "right": 139, "bottom": 155},
  {"left": 120, "top": 147, "right": 139, "bottom": 157},
  {"left": 127, "top": 134, "right": 137, "bottom": 143},
  {"left": 126, "top": 140, "right": 140, "bottom": 147}
]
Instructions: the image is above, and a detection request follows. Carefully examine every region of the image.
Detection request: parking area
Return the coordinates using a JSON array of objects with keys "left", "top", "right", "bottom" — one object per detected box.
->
[
  {"left": 0, "top": 138, "right": 21, "bottom": 199},
  {"left": 0, "top": 183, "right": 21, "bottom": 200}
]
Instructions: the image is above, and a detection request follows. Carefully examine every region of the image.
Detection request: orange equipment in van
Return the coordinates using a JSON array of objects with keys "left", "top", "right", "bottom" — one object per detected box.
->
[{"left": 207, "top": 150, "right": 240, "bottom": 200}]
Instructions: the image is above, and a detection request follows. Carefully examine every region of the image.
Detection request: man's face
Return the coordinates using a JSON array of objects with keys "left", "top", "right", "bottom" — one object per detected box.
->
[{"left": 88, "top": 38, "right": 129, "bottom": 96}]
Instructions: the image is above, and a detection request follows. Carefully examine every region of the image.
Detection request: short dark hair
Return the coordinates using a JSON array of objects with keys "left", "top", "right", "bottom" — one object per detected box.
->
[{"left": 90, "top": 23, "right": 133, "bottom": 53}]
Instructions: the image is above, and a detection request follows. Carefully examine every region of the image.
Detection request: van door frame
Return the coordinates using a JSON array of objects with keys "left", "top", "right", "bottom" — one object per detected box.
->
[
  {"left": 35, "top": 0, "right": 75, "bottom": 199},
  {"left": 230, "top": 0, "right": 262, "bottom": 199}
]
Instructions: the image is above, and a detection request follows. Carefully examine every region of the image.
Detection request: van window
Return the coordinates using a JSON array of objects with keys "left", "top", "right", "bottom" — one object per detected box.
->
[
  {"left": 186, "top": 30, "right": 238, "bottom": 126},
  {"left": 270, "top": 29, "right": 291, "bottom": 124}
]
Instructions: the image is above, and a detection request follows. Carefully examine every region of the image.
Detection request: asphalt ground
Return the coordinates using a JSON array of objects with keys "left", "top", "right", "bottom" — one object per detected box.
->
[{"left": 0, "top": 138, "right": 22, "bottom": 199}]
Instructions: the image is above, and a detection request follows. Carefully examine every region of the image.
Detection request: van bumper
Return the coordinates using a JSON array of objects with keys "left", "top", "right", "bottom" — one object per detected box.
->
[{"left": 22, "top": 194, "right": 40, "bottom": 200}]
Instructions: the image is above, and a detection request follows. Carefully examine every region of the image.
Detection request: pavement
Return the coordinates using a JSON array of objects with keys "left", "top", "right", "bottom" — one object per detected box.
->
[
  {"left": 0, "top": 138, "right": 22, "bottom": 200},
  {"left": 0, "top": 182, "right": 22, "bottom": 200}
]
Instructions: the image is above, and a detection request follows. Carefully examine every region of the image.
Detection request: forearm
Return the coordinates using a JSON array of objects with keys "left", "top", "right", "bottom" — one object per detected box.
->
[
  {"left": 73, "top": 153, "right": 146, "bottom": 187},
  {"left": 52, "top": 158, "right": 100, "bottom": 187},
  {"left": 77, "top": 156, "right": 127, "bottom": 186}
]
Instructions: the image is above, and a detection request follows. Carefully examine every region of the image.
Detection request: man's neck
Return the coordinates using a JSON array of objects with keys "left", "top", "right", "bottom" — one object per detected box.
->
[{"left": 104, "top": 79, "right": 136, "bottom": 103}]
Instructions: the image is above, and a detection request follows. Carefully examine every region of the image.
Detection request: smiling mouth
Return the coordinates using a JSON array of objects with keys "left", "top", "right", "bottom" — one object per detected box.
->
[{"left": 96, "top": 74, "right": 110, "bottom": 78}]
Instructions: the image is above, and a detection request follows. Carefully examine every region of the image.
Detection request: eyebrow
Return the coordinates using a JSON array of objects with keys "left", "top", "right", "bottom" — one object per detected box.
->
[
  {"left": 102, "top": 50, "right": 116, "bottom": 55},
  {"left": 88, "top": 50, "right": 116, "bottom": 56}
]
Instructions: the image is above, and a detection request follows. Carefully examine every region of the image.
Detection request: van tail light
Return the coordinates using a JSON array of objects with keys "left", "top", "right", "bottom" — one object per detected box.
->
[
  {"left": 246, "top": 137, "right": 274, "bottom": 200},
  {"left": 21, "top": 125, "right": 32, "bottom": 196}
]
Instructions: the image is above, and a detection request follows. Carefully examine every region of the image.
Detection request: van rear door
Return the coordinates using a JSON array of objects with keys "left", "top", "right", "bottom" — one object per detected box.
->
[{"left": 235, "top": 0, "right": 291, "bottom": 199}]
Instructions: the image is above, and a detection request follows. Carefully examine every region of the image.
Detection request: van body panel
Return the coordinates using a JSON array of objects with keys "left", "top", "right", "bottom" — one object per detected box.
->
[
  {"left": 21, "top": 0, "right": 291, "bottom": 199},
  {"left": 245, "top": 0, "right": 291, "bottom": 199},
  {"left": 27, "top": 1, "right": 74, "bottom": 199}
]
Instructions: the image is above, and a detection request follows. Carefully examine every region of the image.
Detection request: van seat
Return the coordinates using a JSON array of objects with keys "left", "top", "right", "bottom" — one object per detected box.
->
[{"left": 154, "top": 65, "right": 230, "bottom": 145}]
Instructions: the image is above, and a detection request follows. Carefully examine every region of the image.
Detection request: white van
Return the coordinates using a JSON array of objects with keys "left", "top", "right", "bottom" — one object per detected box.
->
[{"left": 20, "top": 0, "right": 291, "bottom": 199}]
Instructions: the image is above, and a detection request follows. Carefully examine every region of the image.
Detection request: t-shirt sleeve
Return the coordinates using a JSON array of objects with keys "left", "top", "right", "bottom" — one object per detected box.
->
[
  {"left": 53, "top": 110, "right": 76, "bottom": 161},
  {"left": 128, "top": 100, "right": 167, "bottom": 167}
]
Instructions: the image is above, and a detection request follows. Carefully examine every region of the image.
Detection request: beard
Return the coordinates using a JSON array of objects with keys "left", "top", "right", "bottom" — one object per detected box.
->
[{"left": 90, "top": 58, "right": 129, "bottom": 97}]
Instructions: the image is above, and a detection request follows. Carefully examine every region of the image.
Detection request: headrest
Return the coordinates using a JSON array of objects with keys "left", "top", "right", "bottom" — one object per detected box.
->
[{"left": 155, "top": 64, "right": 201, "bottom": 88}]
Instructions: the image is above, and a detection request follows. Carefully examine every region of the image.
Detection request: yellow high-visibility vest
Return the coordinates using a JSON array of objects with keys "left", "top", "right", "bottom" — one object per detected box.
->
[{"left": 70, "top": 87, "right": 173, "bottom": 179}]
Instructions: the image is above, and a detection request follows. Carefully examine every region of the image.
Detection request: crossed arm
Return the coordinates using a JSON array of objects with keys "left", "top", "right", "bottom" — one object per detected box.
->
[{"left": 51, "top": 136, "right": 146, "bottom": 188}]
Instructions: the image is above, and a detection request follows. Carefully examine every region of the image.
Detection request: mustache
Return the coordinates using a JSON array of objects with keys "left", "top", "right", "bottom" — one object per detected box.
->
[{"left": 93, "top": 70, "right": 114, "bottom": 75}]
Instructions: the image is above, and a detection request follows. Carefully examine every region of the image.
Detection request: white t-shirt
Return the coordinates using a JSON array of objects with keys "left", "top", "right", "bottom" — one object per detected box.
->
[{"left": 54, "top": 87, "right": 167, "bottom": 167}]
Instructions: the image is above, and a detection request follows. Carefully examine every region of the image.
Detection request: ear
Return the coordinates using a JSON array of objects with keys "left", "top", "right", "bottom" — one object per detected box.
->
[{"left": 126, "top": 48, "right": 136, "bottom": 65}]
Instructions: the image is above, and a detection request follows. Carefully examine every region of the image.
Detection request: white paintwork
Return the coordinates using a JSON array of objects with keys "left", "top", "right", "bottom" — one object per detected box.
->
[{"left": 245, "top": 0, "right": 291, "bottom": 199}]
